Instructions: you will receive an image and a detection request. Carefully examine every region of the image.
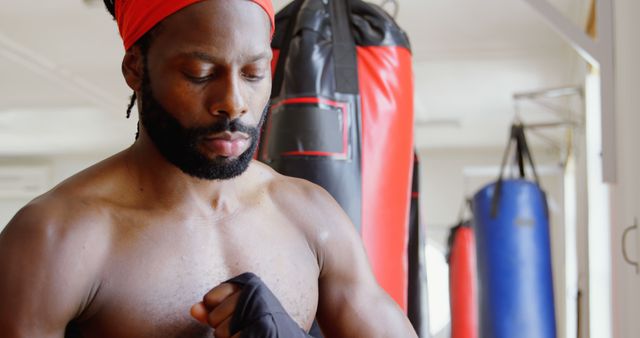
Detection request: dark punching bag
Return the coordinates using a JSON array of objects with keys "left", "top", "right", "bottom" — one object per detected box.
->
[
  {"left": 472, "top": 125, "right": 556, "bottom": 338},
  {"left": 407, "top": 154, "right": 430, "bottom": 337},
  {"left": 261, "top": 0, "right": 414, "bottom": 310},
  {"left": 447, "top": 220, "right": 478, "bottom": 338}
]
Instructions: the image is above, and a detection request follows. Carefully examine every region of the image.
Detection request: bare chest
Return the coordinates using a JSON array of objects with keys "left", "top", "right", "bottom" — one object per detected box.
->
[{"left": 76, "top": 211, "right": 319, "bottom": 338}]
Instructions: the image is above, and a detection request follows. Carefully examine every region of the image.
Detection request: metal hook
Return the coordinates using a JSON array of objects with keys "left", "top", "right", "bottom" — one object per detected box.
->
[
  {"left": 380, "top": 0, "right": 399, "bottom": 19},
  {"left": 513, "top": 100, "right": 523, "bottom": 124},
  {"left": 457, "top": 197, "right": 472, "bottom": 224},
  {"left": 622, "top": 218, "right": 639, "bottom": 274}
]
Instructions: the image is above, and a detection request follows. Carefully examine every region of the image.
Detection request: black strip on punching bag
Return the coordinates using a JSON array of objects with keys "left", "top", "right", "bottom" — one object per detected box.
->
[
  {"left": 490, "top": 124, "right": 541, "bottom": 218},
  {"left": 330, "top": 0, "right": 358, "bottom": 94},
  {"left": 407, "top": 154, "right": 430, "bottom": 337},
  {"left": 271, "top": 0, "right": 303, "bottom": 99},
  {"left": 349, "top": 0, "right": 411, "bottom": 49}
]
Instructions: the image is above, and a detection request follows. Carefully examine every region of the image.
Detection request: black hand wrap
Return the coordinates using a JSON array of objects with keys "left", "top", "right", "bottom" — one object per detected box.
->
[{"left": 226, "top": 272, "right": 314, "bottom": 338}]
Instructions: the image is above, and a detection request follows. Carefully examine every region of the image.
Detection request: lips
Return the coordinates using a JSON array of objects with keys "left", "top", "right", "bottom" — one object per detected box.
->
[{"left": 202, "top": 132, "right": 250, "bottom": 157}]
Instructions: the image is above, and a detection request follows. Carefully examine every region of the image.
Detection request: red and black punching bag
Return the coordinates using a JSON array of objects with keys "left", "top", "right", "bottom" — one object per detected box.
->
[
  {"left": 260, "top": 0, "right": 414, "bottom": 310},
  {"left": 447, "top": 220, "right": 478, "bottom": 338}
]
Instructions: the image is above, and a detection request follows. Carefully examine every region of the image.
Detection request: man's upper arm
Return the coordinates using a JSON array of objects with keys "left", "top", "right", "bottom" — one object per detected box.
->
[
  {"left": 0, "top": 202, "right": 103, "bottom": 338},
  {"left": 310, "top": 188, "right": 417, "bottom": 338}
]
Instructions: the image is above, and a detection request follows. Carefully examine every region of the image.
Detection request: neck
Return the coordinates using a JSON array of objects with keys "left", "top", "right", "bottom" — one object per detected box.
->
[{"left": 125, "top": 132, "right": 246, "bottom": 216}]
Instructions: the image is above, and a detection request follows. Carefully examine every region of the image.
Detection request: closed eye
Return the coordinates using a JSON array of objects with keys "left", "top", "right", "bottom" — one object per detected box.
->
[
  {"left": 184, "top": 73, "right": 212, "bottom": 84},
  {"left": 242, "top": 72, "right": 265, "bottom": 82},
  {"left": 241, "top": 63, "right": 268, "bottom": 82}
]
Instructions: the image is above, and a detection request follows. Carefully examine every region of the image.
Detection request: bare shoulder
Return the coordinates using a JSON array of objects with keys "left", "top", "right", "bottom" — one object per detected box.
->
[
  {"left": 252, "top": 162, "right": 351, "bottom": 228},
  {"left": 1, "top": 151, "right": 126, "bottom": 247},
  {"left": 249, "top": 163, "right": 417, "bottom": 337},
  {"left": 0, "top": 179, "right": 114, "bottom": 286},
  {"left": 2, "top": 187, "right": 112, "bottom": 250},
  {"left": 0, "top": 155, "right": 125, "bottom": 326},
  {"left": 0, "top": 182, "right": 114, "bottom": 334},
  {"left": 250, "top": 162, "right": 358, "bottom": 267}
]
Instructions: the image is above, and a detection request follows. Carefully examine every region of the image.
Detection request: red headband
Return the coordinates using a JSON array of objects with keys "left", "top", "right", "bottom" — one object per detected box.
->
[{"left": 115, "top": 0, "right": 275, "bottom": 50}]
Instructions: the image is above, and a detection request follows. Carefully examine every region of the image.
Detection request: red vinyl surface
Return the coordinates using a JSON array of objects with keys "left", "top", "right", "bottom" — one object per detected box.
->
[
  {"left": 357, "top": 45, "right": 414, "bottom": 311},
  {"left": 449, "top": 226, "right": 478, "bottom": 338},
  {"left": 271, "top": 49, "right": 280, "bottom": 77}
]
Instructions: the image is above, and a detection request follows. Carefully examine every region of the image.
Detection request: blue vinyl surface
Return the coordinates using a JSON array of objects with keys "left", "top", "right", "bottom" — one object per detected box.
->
[{"left": 473, "top": 179, "right": 557, "bottom": 338}]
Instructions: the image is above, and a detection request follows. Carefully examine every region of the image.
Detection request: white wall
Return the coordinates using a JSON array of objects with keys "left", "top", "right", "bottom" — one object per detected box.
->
[{"left": 610, "top": 0, "right": 640, "bottom": 337}]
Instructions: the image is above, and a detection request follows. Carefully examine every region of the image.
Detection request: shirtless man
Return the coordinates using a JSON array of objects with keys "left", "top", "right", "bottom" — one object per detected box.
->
[{"left": 0, "top": 0, "right": 418, "bottom": 337}]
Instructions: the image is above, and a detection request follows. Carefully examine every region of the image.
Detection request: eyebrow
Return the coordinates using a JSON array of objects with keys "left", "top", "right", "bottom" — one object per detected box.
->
[{"left": 179, "top": 51, "right": 272, "bottom": 64}]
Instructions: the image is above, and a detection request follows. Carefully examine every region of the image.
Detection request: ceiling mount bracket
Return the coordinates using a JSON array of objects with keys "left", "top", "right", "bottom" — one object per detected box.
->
[{"left": 519, "top": 0, "right": 616, "bottom": 183}]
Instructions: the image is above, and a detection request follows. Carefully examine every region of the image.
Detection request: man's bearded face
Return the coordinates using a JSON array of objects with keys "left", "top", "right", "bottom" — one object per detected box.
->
[{"left": 139, "top": 67, "right": 266, "bottom": 181}]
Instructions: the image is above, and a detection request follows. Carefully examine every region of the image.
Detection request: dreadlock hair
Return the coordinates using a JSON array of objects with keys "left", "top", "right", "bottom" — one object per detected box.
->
[{"left": 103, "top": 0, "right": 163, "bottom": 119}]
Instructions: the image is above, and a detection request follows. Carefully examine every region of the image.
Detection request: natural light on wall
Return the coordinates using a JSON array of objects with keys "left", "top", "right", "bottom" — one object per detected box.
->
[
  {"left": 563, "top": 150, "right": 578, "bottom": 338},
  {"left": 425, "top": 241, "right": 451, "bottom": 337},
  {"left": 585, "top": 71, "right": 612, "bottom": 338}
]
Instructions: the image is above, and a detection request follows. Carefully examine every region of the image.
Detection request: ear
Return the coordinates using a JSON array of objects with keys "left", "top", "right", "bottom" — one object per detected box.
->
[{"left": 122, "top": 46, "right": 144, "bottom": 92}]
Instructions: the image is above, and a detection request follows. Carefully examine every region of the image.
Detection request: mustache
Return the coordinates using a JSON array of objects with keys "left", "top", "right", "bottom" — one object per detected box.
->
[
  {"left": 188, "top": 117, "right": 256, "bottom": 137},
  {"left": 186, "top": 106, "right": 269, "bottom": 139}
]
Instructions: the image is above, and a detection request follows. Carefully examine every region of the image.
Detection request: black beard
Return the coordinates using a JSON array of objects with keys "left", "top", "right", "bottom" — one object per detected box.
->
[{"left": 139, "top": 71, "right": 266, "bottom": 181}]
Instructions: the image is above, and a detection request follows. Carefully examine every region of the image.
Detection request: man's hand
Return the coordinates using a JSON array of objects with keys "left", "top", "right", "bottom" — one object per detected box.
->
[
  {"left": 191, "top": 283, "right": 243, "bottom": 338},
  {"left": 191, "top": 272, "right": 312, "bottom": 338}
]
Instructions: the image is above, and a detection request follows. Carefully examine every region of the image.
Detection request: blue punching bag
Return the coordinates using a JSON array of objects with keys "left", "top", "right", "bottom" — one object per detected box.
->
[{"left": 472, "top": 125, "right": 556, "bottom": 338}]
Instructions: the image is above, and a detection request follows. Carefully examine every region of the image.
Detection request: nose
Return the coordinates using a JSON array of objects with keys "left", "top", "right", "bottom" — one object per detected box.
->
[{"left": 208, "top": 73, "right": 248, "bottom": 120}]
